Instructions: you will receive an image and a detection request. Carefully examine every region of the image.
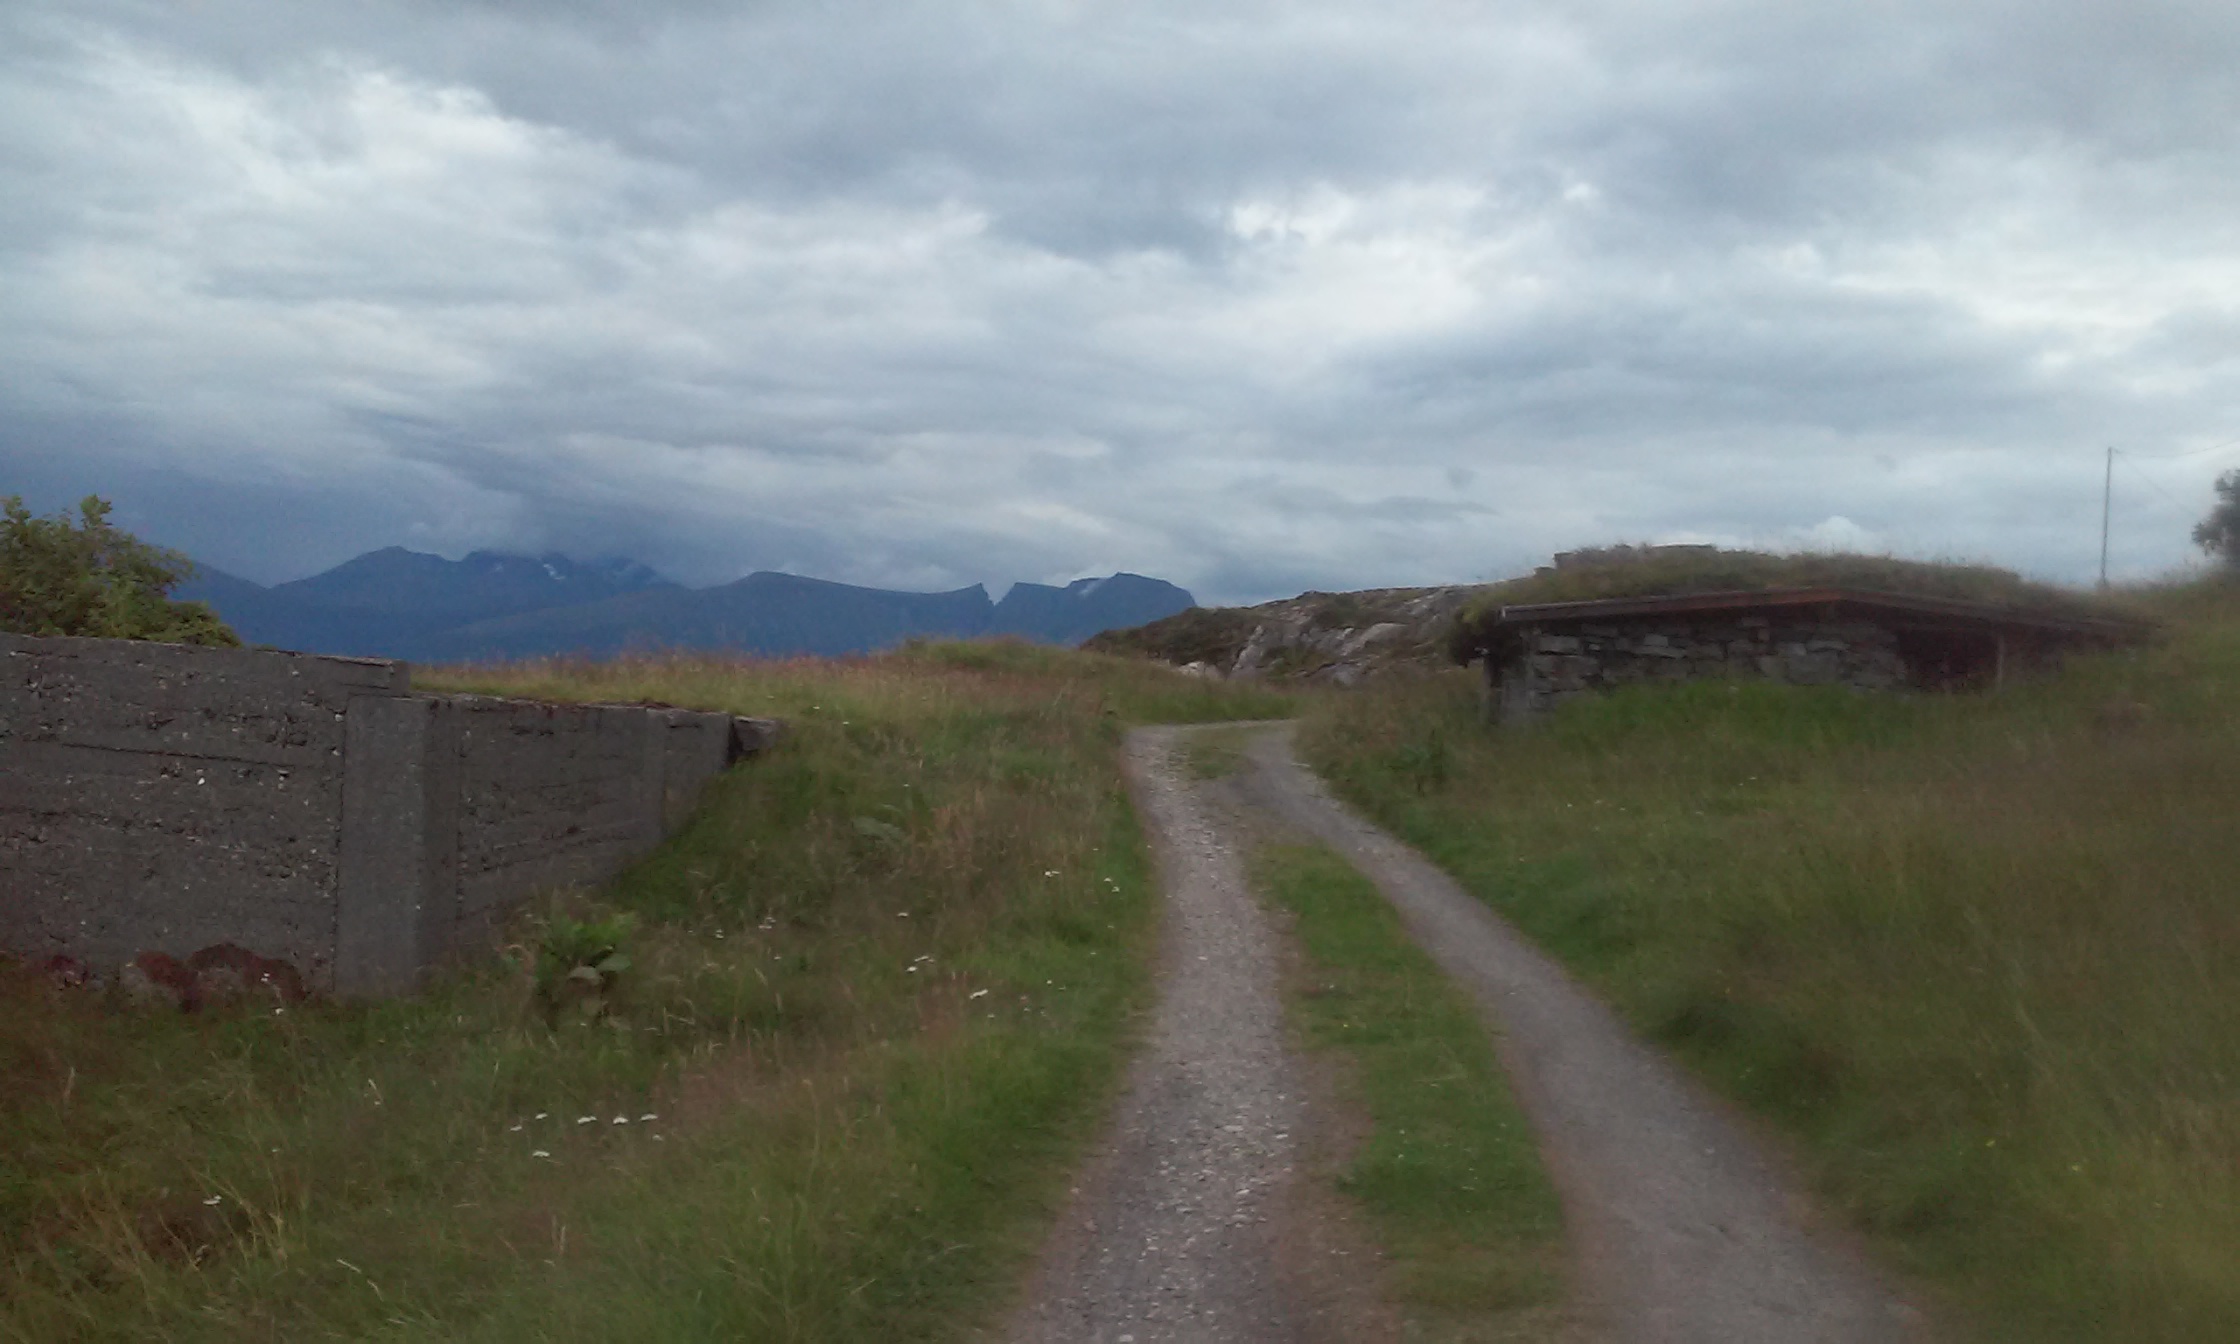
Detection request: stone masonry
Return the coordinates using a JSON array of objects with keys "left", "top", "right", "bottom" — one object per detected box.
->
[
  {"left": 1478, "top": 586, "right": 2151, "bottom": 724},
  {"left": 1502, "top": 615, "right": 1909, "bottom": 720}
]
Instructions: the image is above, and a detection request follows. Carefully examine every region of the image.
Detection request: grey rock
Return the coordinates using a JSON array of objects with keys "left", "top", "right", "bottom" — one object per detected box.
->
[
  {"left": 1342, "top": 622, "right": 1410, "bottom": 656},
  {"left": 1785, "top": 653, "right": 1841, "bottom": 685}
]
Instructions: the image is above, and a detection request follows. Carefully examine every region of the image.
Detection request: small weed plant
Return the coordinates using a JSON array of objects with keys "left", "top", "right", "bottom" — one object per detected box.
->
[{"left": 533, "top": 910, "right": 637, "bottom": 1023}]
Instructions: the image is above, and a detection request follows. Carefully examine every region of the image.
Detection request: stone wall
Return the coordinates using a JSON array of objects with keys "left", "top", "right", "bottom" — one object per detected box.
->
[
  {"left": 1496, "top": 616, "right": 1910, "bottom": 721},
  {"left": 1, "top": 633, "right": 776, "bottom": 996}
]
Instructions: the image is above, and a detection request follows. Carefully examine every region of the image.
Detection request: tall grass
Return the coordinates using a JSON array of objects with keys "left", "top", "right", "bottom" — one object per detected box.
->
[
  {"left": 0, "top": 643, "right": 1290, "bottom": 1341},
  {"left": 1302, "top": 581, "right": 2240, "bottom": 1342}
]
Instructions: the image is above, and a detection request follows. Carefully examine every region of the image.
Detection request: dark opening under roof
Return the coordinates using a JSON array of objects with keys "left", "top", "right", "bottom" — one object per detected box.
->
[{"left": 1491, "top": 586, "right": 2154, "bottom": 643}]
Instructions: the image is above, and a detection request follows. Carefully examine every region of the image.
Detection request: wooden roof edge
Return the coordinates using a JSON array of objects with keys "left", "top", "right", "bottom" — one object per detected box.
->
[{"left": 1489, "top": 586, "right": 2156, "bottom": 641}]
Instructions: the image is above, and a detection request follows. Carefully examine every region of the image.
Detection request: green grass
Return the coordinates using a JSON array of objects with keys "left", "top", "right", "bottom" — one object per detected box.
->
[
  {"left": 1254, "top": 844, "right": 1569, "bottom": 1341},
  {"left": 888, "top": 636, "right": 1297, "bottom": 725},
  {"left": 1179, "top": 723, "right": 1262, "bottom": 779},
  {"left": 0, "top": 642, "right": 1292, "bottom": 1341},
  {"left": 1448, "top": 546, "right": 2150, "bottom": 666},
  {"left": 1302, "top": 577, "right": 2240, "bottom": 1341},
  {"left": 1463, "top": 544, "right": 2136, "bottom": 620}
]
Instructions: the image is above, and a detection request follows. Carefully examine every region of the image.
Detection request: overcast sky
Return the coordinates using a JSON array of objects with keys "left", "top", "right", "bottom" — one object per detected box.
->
[{"left": 3, "top": 0, "right": 2236, "bottom": 601}]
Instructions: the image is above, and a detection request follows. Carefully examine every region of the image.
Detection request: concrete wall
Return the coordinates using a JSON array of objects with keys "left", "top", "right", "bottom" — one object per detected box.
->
[{"left": 1, "top": 633, "right": 776, "bottom": 996}]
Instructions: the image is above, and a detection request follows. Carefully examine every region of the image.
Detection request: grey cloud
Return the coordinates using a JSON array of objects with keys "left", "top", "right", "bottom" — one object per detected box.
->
[{"left": 4, "top": 0, "right": 2238, "bottom": 602}]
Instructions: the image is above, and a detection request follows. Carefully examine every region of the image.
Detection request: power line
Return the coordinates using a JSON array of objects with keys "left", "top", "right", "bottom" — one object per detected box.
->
[
  {"left": 2124, "top": 433, "right": 2240, "bottom": 462},
  {"left": 2113, "top": 449, "right": 2202, "bottom": 518},
  {"left": 2100, "top": 447, "right": 2210, "bottom": 582}
]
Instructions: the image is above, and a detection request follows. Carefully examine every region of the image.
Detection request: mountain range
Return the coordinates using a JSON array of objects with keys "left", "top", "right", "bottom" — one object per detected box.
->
[{"left": 174, "top": 548, "right": 1195, "bottom": 663}]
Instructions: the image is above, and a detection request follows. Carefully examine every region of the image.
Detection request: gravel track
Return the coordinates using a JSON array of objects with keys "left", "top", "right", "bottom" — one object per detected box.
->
[
  {"left": 1007, "top": 721, "right": 1927, "bottom": 1342},
  {"left": 1001, "top": 726, "right": 1310, "bottom": 1344},
  {"left": 1232, "top": 723, "right": 1929, "bottom": 1344}
]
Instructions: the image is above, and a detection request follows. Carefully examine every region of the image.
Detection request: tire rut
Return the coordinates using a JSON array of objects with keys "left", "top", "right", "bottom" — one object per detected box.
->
[
  {"left": 1231, "top": 723, "right": 1931, "bottom": 1344},
  {"left": 1000, "top": 726, "right": 1310, "bottom": 1344}
]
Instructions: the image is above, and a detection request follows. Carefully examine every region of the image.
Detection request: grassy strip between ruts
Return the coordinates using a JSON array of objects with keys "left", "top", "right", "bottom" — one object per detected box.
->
[
  {"left": 1180, "top": 722, "right": 1264, "bottom": 779},
  {"left": 1301, "top": 578, "right": 2240, "bottom": 1343},
  {"left": 1252, "top": 843, "right": 1571, "bottom": 1342},
  {"left": 0, "top": 642, "right": 1291, "bottom": 1342}
]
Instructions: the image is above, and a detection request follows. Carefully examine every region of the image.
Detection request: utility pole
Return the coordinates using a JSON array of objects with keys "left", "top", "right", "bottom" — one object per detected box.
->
[{"left": 2099, "top": 445, "right": 2114, "bottom": 588}]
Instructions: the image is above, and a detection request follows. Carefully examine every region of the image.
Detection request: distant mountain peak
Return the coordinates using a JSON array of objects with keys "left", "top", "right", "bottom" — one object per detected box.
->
[
  {"left": 175, "top": 548, "right": 1194, "bottom": 661},
  {"left": 990, "top": 572, "right": 1195, "bottom": 645}
]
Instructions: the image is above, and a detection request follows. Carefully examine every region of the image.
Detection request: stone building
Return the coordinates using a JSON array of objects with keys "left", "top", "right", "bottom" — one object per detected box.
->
[{"left": 1472, "top": 587, "right": 2151, "bottom": 722}]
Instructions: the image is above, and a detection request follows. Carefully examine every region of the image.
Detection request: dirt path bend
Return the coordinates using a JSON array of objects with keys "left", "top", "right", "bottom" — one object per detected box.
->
[
  {"left": 1001, "top": 726, "right": 1312, "bottom": 1344},
  {"left": 1232, "top": 723, "right": 1928, "bottom": 1344}
]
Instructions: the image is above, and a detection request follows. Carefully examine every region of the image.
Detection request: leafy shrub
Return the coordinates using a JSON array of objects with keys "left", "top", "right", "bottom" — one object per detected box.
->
[
  {"left": 533, "top": 910, "right": 636, "bottom": 1023},
  {"left": 2196, "top": 469, "right": 2240, "bottom": 568},
  {"left": 0, "top": 495, "right": 237, "bottom": 645}
]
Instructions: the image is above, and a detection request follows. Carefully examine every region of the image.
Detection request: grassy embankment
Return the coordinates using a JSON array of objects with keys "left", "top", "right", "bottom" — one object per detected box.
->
[
  {"left": 1253, "top": 843, "right": 1570, "bottom": 1342},
  {"left": 0, "top": 642, "right": 1288, "bottom": 1342},
  {"left": 1303, "top": 578, "right": 2240, "bottom": 1341}
]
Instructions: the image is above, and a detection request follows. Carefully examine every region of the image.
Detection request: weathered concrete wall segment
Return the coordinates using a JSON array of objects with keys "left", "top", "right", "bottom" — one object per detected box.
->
[
  {"left": 335, "top": 692, "right": 459, "bottom": 999},
  {"left": 1, "top": 633, "right": 775, "bottom": 996},
  {"left": 1, "top": 634, "right": 400, "bottom": 989}
]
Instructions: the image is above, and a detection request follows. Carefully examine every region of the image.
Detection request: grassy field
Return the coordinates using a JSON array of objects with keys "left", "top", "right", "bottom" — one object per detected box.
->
[
  {"left": 1302, "top": 578, "right": 2240, "bottom": 1342},
  {"left": 1253, "top": 843, "right": 1570, "bottom": 1342},
  {"left": 0, "top": 642, "right": 1288, "bottom": 1342}
]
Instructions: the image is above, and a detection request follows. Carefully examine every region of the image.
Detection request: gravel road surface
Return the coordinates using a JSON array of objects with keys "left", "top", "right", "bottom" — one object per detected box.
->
[
  {"left": 1001, "top": 726, "right": 1311, "bottom": 1344},
  {"left": 1233, "top": 723, "right": 1929, "bottom": 1344}
]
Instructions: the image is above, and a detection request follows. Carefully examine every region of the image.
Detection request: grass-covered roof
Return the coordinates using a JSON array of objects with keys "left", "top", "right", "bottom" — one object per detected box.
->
[{"left": 1449, "top": 546, "right": 2147, "bottom": 661}]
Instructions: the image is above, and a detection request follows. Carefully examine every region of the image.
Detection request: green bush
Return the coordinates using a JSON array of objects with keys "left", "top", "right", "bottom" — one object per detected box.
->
[
  {"left": 0, "top": 494, "right": 237, "bottom": 645},
  {"left": 533, "top": 910, "right": 637, "bottom": 1024},
  {"left": 2197, "top": 470, "right": 2240, "bottom": 569}
]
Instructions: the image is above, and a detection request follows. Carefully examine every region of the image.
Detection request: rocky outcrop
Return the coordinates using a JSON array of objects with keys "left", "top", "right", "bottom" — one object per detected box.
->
[{"left": 1090, "top": 586, "right": 1480, "bottom": 685}]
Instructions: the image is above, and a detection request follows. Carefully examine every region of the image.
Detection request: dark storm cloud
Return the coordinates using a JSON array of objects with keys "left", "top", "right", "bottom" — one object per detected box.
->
[{"left": 3, "top": 0, "right": 2237, "bottom": 600}]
